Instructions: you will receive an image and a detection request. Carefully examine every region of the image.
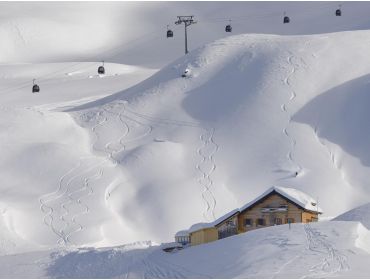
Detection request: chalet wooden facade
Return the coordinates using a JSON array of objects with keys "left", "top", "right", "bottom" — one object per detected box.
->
[
  {"left": 189, "top": 226, "right": 218, "bottom": 246},
  {"left": 175, "top": 186, "right": 322, "bottom": 246}
]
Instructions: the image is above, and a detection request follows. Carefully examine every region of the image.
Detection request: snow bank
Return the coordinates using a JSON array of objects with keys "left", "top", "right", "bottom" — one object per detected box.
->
[
  {"left": 355, "top": 223, "right": 370, "bottom": 254},
  {"left": 1, "top": 221, "right": 370, "bottom": 278},
  {"left": 333, "top": 202, "right": 370, "bottom": 229}
]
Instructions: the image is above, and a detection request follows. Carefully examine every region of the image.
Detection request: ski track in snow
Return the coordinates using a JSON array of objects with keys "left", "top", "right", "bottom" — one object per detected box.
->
[
  {"left": 39, "top": 110, "right": 109, "bottom": 246},
  {"left": 57, "top": 160, "right": 106, "bottom": 246},
  {"left": 40, "top": 158, "right": 100, "bottom": 245},
  {"left": 141, "top": 250, "right": 212, "bottom": 278},
  {"left": 303, "top": 223, "right": 349, "bottom": 278},
  {"left": 281, "top": 52, "right": 302, "bottom": 176},
  {"left": 122, "top": 106, "right": 219, "bottom": 222},
  {"left": 101, "top": 105, "right": 130, "bottom": 166},
  {"left": 100, "top": 101, "right": 153, "bottom": 200},
  {"left": 313, "top": 126, "right": 352, "bottom": 191},
  {"left": 196, "top": 128, "right": 219, "bottom": 221},
  {"left": 63, "top": 167, "right": 104, "bottom": 244},
  {"left": 309, "top": 45, "right": 352, "bottom": 190},
  {"left": 39, "top": 163, "right": 81, "bottom": 243}
]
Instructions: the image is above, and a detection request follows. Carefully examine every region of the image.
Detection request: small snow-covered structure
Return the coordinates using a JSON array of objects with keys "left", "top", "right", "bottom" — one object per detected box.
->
[
  {"left": 188, "top": 223, "right": 218, "bottom": 246},
  {"left": 174, "top": 230, "right": 190, "bottom": 245},
  {"left": 176, "top": 186, "right": 322, "bottom": 246}
]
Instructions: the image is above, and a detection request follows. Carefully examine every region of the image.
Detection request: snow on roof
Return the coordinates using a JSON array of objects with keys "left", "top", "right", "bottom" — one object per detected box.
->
[
  {"left": 175, "top": 230, "right": 190, "bottom": 237},
  {"left": 240, "top": 186, "right": 322, "bottom": 213},
  {"left": 213, "top": 208, "right": 240, "bottom": 226},
  {"left": 185, "top": 186, "right": 322, "bottom": 235},
  {"left": 188, "top": 223, "right": 214, "bottom": 234},
  {"left": 188, "top": 209, "right": 240, "bottom": 234}
]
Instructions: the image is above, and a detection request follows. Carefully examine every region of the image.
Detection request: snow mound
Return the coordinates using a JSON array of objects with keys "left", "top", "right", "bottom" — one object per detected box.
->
[
  {"left": 333, "top": 202, "right": 370, "bottom": 229},
  {"left": 1, "top": 221, "right": 370, "bottom": 278}
]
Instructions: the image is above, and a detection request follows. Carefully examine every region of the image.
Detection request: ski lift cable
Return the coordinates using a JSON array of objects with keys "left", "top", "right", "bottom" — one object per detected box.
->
[
  {"left": 0, "top": 2, "right": 347, "bottom": 95},
  {"left": 0, "top": 61, "right": 100, "bottom": 95},
  {"left": 37, "top": 25, "right": 174, "bottom": 79},
  {"left": 0, "top": 29, "right": 168, "bottom": 95},
  {"left": 197, "top": 2, "right": 336, "bottom": 24},
  {"left": 96, "top": 25, "right": 182, "bottom": 62}
]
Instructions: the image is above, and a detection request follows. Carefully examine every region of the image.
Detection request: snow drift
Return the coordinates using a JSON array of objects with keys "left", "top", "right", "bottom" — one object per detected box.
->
[{"left": 334, "top": 202, "right": 370, "bottom": 229}]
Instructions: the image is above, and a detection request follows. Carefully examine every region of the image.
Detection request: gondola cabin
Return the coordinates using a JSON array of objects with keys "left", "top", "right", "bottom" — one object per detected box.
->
[
  {"left": 336, "top": 9, "right": 341, "bottom": 16},
  {"left": 283, "top": 16, "right": 290, "bottom": 24},
  {"left": 167, "top": 30, "right": 173, "bottom": 38},
  {"left": 98, "top": 65, "right": 105, "bottom": 75},
  {"left": 225, "top": 25, "right": 232, "bottom": 32},
  {"left": 32, "top": 84, "right": 40, "bottom": 93},
  {"left": 32, "top": 79, "right": 40, "bottom": 93}
]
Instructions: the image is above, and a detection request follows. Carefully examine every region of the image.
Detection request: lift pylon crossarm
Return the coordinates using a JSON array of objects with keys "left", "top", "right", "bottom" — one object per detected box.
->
[{"left": 175, "top": 16, "right": 197, "bottom": 55}]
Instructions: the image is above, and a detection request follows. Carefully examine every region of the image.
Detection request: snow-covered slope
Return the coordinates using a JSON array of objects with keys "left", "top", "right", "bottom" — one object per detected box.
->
[
  {"left": 1, "top": 221, "right": 369, "bottom": 278},
  {"left": 333, "top": 203, "right": 370, "bottom": 229},
  {"left": 67, "top": 31, "right": 370, "bottom": 244},
  {"left": 1, "top": 2, "right": 370, "bottom": 263},
  {"left": 2, "top": 30, "right": 370, "bottom": 253}
]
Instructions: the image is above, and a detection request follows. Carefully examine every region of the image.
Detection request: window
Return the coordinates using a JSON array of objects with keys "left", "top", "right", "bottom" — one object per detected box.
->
[
  {"left": 226, "top": 220, "right": 235, "bottom": 226},
  {"left": 244, "top": 218, "right": 252, "bottom": 227},
  {"left": 256, "top": 218, "right": 265, "bottom": 226},
  {"left": 275, "top": 218, "right": 282, "bottom": 225},
  {"left": 286, "top": 218, "right": 294, "bottom": 224}
]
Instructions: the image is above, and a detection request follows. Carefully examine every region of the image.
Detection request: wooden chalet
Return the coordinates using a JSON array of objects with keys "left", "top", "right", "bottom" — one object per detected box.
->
[{"left": 176, "top": 186, "right": 322, "bottom": 246}]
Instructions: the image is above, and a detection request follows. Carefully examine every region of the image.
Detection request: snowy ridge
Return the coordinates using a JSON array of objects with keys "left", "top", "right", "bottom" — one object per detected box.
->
[{"left": 333, "top": 203, "right": 370, "bottom": 229}]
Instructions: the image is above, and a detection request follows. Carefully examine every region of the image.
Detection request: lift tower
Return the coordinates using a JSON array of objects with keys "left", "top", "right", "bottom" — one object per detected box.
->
[{"left": 175, "top": 16, "right": 197, "bottom": 54}]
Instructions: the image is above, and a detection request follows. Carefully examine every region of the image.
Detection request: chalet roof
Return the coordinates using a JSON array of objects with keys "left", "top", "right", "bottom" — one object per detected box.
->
[
  {"left": 239, "top": 186, "right": 323, "bottom": 213},
  {"left": 213, "top": 208, "right": 240, "bottom": 227},
  {"left": 175, "top": 230, "right": 190, "bottom": 237},
  {"left": 188, "top": 209, "right": 240, "bottom": 234},
  {"left": 188, "top": 223, "right": 214, "bottom": 233},
  {"left": 184, "top": 186, "right": 322, "bottom": 236}
]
